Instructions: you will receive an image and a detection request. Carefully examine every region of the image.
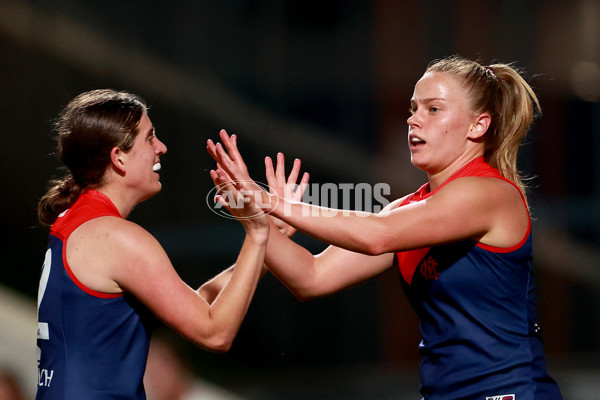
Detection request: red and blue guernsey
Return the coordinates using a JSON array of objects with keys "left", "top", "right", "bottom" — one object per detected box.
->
[
  {"left": 396, "top": 157, "right": 562, "bottom": 400},
  {"left": 36, "top": 190, "right": 150, "bottom": 399}
]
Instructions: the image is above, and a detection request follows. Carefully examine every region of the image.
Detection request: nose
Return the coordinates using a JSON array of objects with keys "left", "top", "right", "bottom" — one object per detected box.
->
[
  {"left": 407, "top": 111, "right": 420, "bottom": 129},
  {"left": 155, "top": 138, "right": 167, "bottom": 155}
]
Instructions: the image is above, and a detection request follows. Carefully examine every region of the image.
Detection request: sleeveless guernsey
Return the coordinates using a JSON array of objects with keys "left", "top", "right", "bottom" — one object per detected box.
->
[
  {"left": 37, "top": 190, "right": 150, "bottom": 399},
  {"left": 396, "top": 157, "right": 562, "bottom": 400}
]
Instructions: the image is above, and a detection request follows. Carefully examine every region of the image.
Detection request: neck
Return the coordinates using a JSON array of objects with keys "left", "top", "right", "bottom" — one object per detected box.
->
[
  {"left": 426, "top": 152, "right": 482, "bottom": 191},
  {"left": 95, "top": 185, "right": 137, "bottom": 219}
]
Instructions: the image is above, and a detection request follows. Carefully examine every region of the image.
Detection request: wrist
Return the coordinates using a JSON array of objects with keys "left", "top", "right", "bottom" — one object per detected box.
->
[{"left": 245, "top": 222, "right": 270, "bottom": 245}]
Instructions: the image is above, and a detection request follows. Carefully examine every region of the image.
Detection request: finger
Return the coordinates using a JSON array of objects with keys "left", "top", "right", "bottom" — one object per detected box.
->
[
  {"left": 210, "top": 168, "right": 231, "bottom": 192},
  {"left": 219, "top": 130, "right": 235, "bottom": 156},
  {"left": 215, "top": 143, "right": 238, "bottom": 175},
  {"left": 275, "top": 152, "right": 286, "bottom": 187},
  {"left": 209, "top": 169, "right": 219, "bottom": 186},
  {"left": 220, "top": 131, "right": 248, "bottom": 172},
  {"left": 264, "top": 156, "right": 277, "bottom": 194},
  {"left": 206, "top": 139, "right": 218, "bottom": 162},
  {"left": 219, "top": 129, "right": 231, "bottom": 143},
  {"left": 213, "top": 131, "right": 241, "bottom": 170},
  {"left": 209, "top": 170, "right": 229, "bottom": 202},
  {"left": 209, "top": 168, "right": 227, "bottom": 185},
  {"left": 217, "top": 151, "right": 264, "bottom": 199},
  {"left": 287, "top": 158, "right": 301, "bottom": 186},
  {"left": 295, "top": 172, "right": 310, "bottom": 201},
  {"left": 215, "top": 163, "right": 234, "bottom": 185}
]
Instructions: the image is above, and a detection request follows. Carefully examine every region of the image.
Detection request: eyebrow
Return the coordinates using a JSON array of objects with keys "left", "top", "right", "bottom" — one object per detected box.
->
[{"left": 410, "top": 97, "right": 447, "bottom": 104}]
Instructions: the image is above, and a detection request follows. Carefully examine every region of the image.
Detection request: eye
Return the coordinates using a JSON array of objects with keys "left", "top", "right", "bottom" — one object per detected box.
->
[
  {"left": 429, "top": 106, "right": 439, "bottom": 113},
  {"left": 147, "top": 127, "right": 157, "bottom": 143}
]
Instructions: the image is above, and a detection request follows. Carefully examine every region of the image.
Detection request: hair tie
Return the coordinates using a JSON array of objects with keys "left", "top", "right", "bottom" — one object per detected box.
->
[{"left": 484, "top": 65, "right": 497, "bottom": 80}]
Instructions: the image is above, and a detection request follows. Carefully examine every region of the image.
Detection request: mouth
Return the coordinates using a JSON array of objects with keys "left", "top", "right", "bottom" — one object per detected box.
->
[
  {"left": 153, "top": 162, "right": 162, "bottom": 172},
  {"left": 409, "top": 135, "right": 426, "bottom": 147}
]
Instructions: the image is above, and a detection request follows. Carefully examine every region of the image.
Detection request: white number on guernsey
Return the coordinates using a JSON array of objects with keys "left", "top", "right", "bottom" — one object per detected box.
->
[
  {"left": 37, "top": 250, "right": 51, "bottom": 366},
  {"left": 37, "top": 249, "right": 54, "bottom": 387},
  {"left": 38, "top": 249, "right": 52, "bottom": 309}
]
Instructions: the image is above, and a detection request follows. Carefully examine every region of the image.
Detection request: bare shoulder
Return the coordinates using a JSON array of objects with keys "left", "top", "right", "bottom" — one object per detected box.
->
[
  {"left": 68, "top": 216, "right": 170, "bottom": 292},
  {"left": 438, "top": 176, "right": 525, "bottom": 208},
  {"left": 435, "top": 176, "right": 529, "bottom": 247},
  {"left": 73, "top": 216, "right": 161, "bottom": 254}
]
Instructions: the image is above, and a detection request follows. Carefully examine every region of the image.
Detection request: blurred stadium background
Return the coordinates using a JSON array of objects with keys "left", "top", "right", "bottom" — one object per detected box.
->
[{"left": 1, "top": 0, "right": 599, "bottom": 398}]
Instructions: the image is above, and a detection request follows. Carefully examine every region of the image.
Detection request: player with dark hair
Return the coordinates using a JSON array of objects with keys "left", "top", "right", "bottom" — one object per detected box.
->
[{"left": 37, "top": 89, "right": 272, "bottom": 399}]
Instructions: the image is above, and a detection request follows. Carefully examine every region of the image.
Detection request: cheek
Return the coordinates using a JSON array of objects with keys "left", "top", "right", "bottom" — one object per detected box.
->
[{"left": 443, "top": 117, "right": 469, "bottom": 138}]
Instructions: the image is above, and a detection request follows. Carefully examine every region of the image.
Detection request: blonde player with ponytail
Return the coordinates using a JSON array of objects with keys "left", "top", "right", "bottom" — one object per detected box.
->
[{"left": 209, "top": 55, "right": 563, "bottom": 399}]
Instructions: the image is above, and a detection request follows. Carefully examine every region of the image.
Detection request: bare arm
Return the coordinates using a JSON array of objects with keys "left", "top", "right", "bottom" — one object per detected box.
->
[
  {"left": 263, "top": 218, "right": 394, "bottom": 300},
  {"left": 198, "top": 148, "right": 309, "bottom": 303},
  {"left": 206, "top": 131, "right": 395, "bottom": 299},
  {"left": 209, "top": 131, "right": 529, "bottom": 255},
  {"left": 68, "top": 176, "right": 270, "bottom": 352},
  {"left": 198, "top": 263, "right": 273, "bottom": 305},
  {"left": 120, "top": 223, "right": 265, "bottom": 352},
  {"left": 263, "top": 176, "right": 528, "bottom": 254},
  {"left": 262, "top": 151, "right": 396, "bottom": 298}
]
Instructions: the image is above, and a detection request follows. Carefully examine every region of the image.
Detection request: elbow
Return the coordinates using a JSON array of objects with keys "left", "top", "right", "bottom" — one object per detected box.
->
[
  {"left": 294, "top": 291, "right": 317, "bottom": 302},
  {"left": 197, "top": 333, "right": 234, "bottom": 353},
  {"left": 360, "top": 225, "right": 396, "bottom": 255},
  {"left": 361, "top": 239, "right": 388, "bottom": 256},
  {"left": 290, "top": 284, "right": 333, "bottom": 302},
  {"left": 349, "top": 226, "right": 389, "bottom": 256},
  {"left": 283, "top": 282, "right": 320, "bottom": 302},
  {"left": 187, "top": 326, "right": 236, "bottom": 353},
  {"left": 209, "top": 339, "right": 233, "bottom": 353}
]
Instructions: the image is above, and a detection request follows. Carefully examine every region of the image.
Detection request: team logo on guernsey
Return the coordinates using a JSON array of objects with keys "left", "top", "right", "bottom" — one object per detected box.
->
[
  {"left": 486, "top": 395, "right": 515, "bottom": 400},
  {"left": 420, "top": 256, "right": 439, "bottom": 280}
]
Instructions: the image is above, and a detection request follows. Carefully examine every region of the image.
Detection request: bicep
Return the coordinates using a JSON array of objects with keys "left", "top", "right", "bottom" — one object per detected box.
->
[
  {"left": 377, "top": 179, "right": 500, "bottom": 252},
  {"left": 110, "top": 227, "right": 211, "bottom": 338}
]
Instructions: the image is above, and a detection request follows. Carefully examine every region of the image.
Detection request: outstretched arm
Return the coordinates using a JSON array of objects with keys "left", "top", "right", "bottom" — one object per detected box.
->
[
  {"left": 199, "top": 144, "right": 309, "bottom": 303},
  {"left": 207, "top": 130, "right": 394, "bottom": 299},
  {"left": 209, "top": 130, "right": 529, "bottom": 255}
]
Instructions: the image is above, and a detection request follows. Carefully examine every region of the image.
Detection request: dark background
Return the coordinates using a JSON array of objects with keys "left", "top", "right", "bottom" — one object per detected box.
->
[{"left": 1, "top": 0, "right": 599, "bottom": 398}]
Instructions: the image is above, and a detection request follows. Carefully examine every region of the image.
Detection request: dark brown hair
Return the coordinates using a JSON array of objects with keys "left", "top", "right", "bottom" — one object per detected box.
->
[{"left": 38, "top": 89, "right": 147, "bottom": 226}]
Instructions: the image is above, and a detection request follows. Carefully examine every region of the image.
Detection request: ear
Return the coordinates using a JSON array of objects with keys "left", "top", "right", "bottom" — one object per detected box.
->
[
  {"left": 468, "top": 112, "right": 491, "bottom": 140},
  {"left": 110, "top": 146, "right": 127, "bottom": 175}
]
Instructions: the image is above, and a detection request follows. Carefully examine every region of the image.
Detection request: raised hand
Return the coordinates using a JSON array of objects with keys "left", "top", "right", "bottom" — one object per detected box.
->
[
  {"left": 207, "top": 130, "right": 251, "bottom": 181},
  {"left": 265, "top": 153, "right": 309, "bottom": 237},
  {"left": 207, "top": 130, "right": 309, "bottom": 237},
  {"left": 209, "top": 167, "right": 270, "bottom": 242}
]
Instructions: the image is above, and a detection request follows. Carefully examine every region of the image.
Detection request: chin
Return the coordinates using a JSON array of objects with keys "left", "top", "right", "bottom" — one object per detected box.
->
[
  {"left": 141, "top": 185, "right": 163, "bottom": 202},
  {"left": 409, "top": 155, "right": 428, "bottom": 171},
  {"left": 151, "top": 184, "right": 163, "bottom": 197}
]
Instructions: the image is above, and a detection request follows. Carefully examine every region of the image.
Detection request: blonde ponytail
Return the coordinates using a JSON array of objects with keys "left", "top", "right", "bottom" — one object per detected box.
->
[
  {"left": 485, "top": 64, "right": 541, "bottom": 199},
  {"left": 426, "top": 56, "right": 541, "bottom": 205}
]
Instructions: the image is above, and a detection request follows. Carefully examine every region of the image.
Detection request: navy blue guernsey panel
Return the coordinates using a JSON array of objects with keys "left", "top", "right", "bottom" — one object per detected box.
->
[
  {"left": 395, "top": 158, "right": 562, "bottom": 400},
  {"left": 36, "top": 190, "right": 150, "bottom": 399}
]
